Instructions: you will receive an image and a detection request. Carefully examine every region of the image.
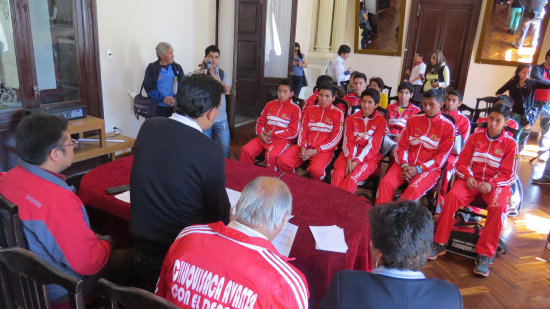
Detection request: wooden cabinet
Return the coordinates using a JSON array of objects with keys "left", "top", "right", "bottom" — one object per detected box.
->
[{"left": 68, "top": 116, "right": 134, "bottom": 163}]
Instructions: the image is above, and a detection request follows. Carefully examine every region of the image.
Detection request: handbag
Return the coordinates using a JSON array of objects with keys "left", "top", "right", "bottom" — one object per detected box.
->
[{"left": 133, "top": 84, "right": 157, "bottom": 119}]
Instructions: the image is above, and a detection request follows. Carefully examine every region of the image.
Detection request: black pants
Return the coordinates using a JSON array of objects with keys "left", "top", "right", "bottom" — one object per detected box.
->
[
  {"left": 155, "top": 105, "right": 174, "bottom": 117},
  {"left": 293, "top": 75, "right": 305, "bottom": 97},
  {"left": 133, "top": 238, "right": 171, "bottom": 292}
]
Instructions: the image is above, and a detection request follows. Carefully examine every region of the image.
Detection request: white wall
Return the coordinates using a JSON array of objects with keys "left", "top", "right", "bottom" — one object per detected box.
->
[{"left": 96, "top": 0, "right": 216, "bottom": 138}]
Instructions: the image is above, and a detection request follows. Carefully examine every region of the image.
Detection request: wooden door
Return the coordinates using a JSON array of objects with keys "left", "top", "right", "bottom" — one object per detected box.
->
[
  {"left": 233, "top": 0, "right": 265, "bottom": 118},
  {"left": 402, "top": 0, "right": 482, "bottom": 92}
]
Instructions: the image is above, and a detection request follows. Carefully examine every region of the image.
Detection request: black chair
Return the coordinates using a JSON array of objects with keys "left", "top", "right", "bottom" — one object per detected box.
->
[
  {"left": 98, "top": 278, "right": 179, "bottom": 309},
  {"left": 0, "top": 193, "right": 27, "bottom": 249},
  {"left": 473, "top": 96, "right": 498, "bottom": 123},
  {"left": 382, "top": 85, "right": 392, "bottom": 97},
  {"left": 292, "top": 95, "right": 305, "bottom": 110},
  {"left": 0, "top": 247, "right": 84, "bottom": 309}
]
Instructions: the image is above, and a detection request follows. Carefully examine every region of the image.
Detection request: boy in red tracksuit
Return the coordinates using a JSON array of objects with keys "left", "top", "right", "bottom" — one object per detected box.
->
[
  {"left": 304, "top": 75, "right": 333, "bottom": 110},
  {"left": 439, "top": 90, "right": 471, "bottom": 204},
  {"left": 429, "top": 103, "right": 519, "bottom": 278},
  {"left": 331, "top": 88, "right": 387, "bottom": 193},
  {"left": 387, "top": 81, "right": 421, "bottom": 140},
  {"left": 375, "top": 88, "right": 455, "bottom": 205},
  {"left": 241, "top": 79, "right": 301, "bottom": 169},
  {"left": 343, "top": 72, "right": 368, "bottom": 115},
  {"left": 475, "top": 95, "right": 520, "bottom": 132},
  {"left": 277, "top": 83, "right": 344, "bottom": 180}
]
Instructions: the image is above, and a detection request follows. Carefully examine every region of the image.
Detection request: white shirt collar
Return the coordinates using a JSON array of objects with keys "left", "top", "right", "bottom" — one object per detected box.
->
[
  {"left": 227, "top": 220, "right": 268, "bottom": 240},
  {"left": 372, "top": 266, "right": 426, "bottom": 279},
  {"left": 169, "top": 113, "right": 203, "bottom": 133},
  {"left": 336, "top": 55, "right": 345, "bottom": 63}
]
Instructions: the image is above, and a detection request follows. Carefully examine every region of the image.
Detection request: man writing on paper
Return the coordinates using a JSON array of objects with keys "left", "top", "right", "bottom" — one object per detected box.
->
[
  {"left": 131, "top": 74, "right": 231, "bottom": 291},
  {"left": 156, "top": 176, "right": 309, "bottom": 308}
]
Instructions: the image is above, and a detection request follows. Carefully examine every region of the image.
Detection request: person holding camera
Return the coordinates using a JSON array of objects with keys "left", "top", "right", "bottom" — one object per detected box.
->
[
  {"left": 142, "top": 42, "right": 184, "bottom": 117},
  {"left": 195, "top": 45, "right": 232, "bottom": 158}
]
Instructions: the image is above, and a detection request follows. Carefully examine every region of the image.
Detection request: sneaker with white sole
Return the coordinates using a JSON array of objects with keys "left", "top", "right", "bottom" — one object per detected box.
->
[
  {"left": 428, "top": 242, "right": 446, "bottom": 260},
  {"left": 473, "top": 254, "right": 492, "bottom": 277}
]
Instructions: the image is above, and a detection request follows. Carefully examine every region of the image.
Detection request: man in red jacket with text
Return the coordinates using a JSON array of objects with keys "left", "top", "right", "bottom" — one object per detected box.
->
[
  {"left": 343, "top": 72, "right": 368, "bottom": 115},
  {"left": 277, "top": 83, "right": 344, "bottom": 180},
  {"left": 156, "top": 176, "right": 309, "bottom": 308},
  {"left": 386, "top": 81, "right": 421, "bottom": 140},
  {"left": 429, "top": 103, "right": 519, "bottom": 277},
  {"left": 241, "top": 80, "right": 301, "bottom": 169},
  {"left": 375, "top": 88, "right": 455, "bottom": 204},
  {"left": 331, "top": 88, "right": 387, "bottom": 193}
]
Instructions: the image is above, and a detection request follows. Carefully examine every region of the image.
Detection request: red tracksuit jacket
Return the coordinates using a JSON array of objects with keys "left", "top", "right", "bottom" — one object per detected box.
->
[
  {"left": 256, "top": 99, "right": 301, "bottom": 141},
  {"left": 393, "top": 113, "right": 455, "bottom": 172},
  {"left": 156, "top": 223, "right": 309, "bottom": 309},
  {"left": 298, "top": 104, "right": 344, "bottom": 152},
  {"left": 455, "top": 129, "right": 518, "bottom": 188},
  {"left": 342, "top": 110, "right": 387, "bottom": 164},
  {"left": 387, "top": 102, "right": 421, "bottom": 136},
  {"left": 343, "top": 93, "right": 361, "bottom": 115},
  {"left": 445, "top": 110, "right": 471, "bottom": 142}
]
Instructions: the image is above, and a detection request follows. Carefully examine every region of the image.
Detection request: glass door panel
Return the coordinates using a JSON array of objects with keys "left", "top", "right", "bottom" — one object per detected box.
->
[
  {"left": 28, "top": 0, "right": 80, "bottom": 104},
  {"left": 264, "top": 0, "right": 292, "bottom": 78},
  {"left": 0, "top": 1, "right": 21, "bottom": 110}
]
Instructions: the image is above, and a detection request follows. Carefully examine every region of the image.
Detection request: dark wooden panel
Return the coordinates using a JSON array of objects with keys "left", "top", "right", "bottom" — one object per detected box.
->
[
  {"left": 235, "top": 79, "right": 258, "bottom": 116},
  {"left": 414, "top": 6, "right": 443, "bottom": 55},
  {"left": 440, "top": 6, "right": 471, "bottom": 89},
  {"left": 237, "top": 41, "right": 258, "bottom": 72},
  {"left": 238, "top": 2, "right": 260, "bottom": 34}
]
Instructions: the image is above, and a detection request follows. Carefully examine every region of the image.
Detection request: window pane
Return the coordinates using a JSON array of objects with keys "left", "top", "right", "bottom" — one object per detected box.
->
[
  {"left": 29, "top": 0, "right": 80, "bottom": 104},
  {"left": 264, "top": 0, "right": 292, "bottom": 78},
  {"left": 0, "top": 2, "right": 21, "bottom": 110}
]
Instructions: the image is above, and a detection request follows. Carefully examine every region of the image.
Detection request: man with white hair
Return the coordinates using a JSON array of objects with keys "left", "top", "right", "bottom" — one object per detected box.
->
[{"left": 156, "top": 176, "right": 309, "bottom": 309}]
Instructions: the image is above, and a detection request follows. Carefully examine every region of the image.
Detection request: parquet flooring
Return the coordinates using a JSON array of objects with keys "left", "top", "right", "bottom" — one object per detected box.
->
[
  {"left": 230, "top": 122, "right": 550, "bottom": 309},
  {"left": 357, "top": 0, "right": 401, "bottom": 52}
]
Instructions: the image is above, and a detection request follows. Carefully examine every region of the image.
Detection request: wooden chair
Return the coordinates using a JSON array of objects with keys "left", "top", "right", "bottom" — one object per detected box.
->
[
  {"left": 0, "top": 193, "right": 27, "bottom": 248},
  {"left": 0, "top": 247, "right": 84, "bottom": 309},
  {"left": 383, "top": 85, "right": 392, "bottom": 97},
  {"left": 98, "top": 278, "right": 179, "bottom": 309}
]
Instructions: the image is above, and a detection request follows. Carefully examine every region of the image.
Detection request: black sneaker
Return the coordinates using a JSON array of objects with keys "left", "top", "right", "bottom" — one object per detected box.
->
[
  {"left": 428, "top": 242, "right": 446, "bottom": 260},
  {"left": 473, "top": 254, "right": 492, "bottom": 277},
  {"left": 532, "top": 177, "right": 550, "bottom": 185}
]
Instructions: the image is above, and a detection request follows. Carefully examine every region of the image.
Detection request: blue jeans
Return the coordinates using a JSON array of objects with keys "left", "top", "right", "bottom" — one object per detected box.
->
[
  {"left": 204, "top": 119, "right": 231, "bottom": 158},
  {"left": 509, "top": 7, "right": 523, "bottom": 31}
]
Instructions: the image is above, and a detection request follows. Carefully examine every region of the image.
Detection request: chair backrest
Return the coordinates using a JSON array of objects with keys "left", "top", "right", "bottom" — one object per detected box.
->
[
  {"left": 474, "top": 96, "right": 497, "bottom": 123},
  {"left": 0, "top": 193, "right": 28, "bottom": 249},
  {"left": 382, "top": 85, "right": 392, "bottom": 97},
  {"left": 0, "top": 247, "right": 84, "bottom": 309},
  {"left": 292, "top": 95, "right": 305, "bottom": 110},
  {"left": 98, "top": 278, "right": 179, "bottom": 309}
]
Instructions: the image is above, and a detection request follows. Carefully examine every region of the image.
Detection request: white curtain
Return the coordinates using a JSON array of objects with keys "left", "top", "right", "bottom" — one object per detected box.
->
[{"left": 264, "top": 0, "right": 292, "bottom": 78}]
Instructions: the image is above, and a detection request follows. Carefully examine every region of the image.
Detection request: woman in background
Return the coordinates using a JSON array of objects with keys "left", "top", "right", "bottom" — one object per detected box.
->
[
  {"left": 368, "top": 77, "right": 388, "bottom": 109},
  {"left": 292, "top": 42, "right": 308, "bottom": 98},
  {"left": 423, "top": 50, "right": 450, "bottom": 94},
  {"left": 496, "top": 63, "right": 550, "bottom": 150}
]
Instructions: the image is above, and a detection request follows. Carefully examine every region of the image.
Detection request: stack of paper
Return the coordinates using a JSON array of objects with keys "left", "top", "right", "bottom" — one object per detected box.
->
[
  {"left": 272, "top": 222, "right": 298, "bottom": 257},
  {"left": 309, "top": 225, "right": 348, "bottom": 253}
]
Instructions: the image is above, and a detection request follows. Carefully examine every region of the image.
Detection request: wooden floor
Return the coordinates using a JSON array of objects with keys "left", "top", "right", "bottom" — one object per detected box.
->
[
  {"left": 357, "top": 0, "right": 401, "bottom": 52},
  {"left": 230, "top": 122, "right": 550, "bottom": 309}
]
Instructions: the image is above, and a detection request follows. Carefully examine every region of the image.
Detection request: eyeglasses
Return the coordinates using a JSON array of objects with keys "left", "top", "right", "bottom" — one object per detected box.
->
[{"left": 56, "top": 138, "right": 79, "bottom": 150}]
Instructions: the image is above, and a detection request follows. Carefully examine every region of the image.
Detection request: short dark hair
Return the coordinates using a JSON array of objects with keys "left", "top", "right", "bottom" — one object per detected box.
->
[
  {"left": 495, "top": 95, "right": 514, "bottom": 110},
  {"left": 205, "top": 45, "right": 220, "bottom": 56},
  {"left": 446, "top": 89, "right": 463, "bottom": 102},
  {"left": 318, "top": 82, "right": 336, "bottom": 97},
  {"left": 489, "top": 102, "right": 512, "bottom": 118},
  {"left": 415, "top": 51, "right": 424, "bottom": 58},
  {"left": 369, "top": 77, "right": 385, "bottom": 89},
  {"left": 545, "top": 49, "right": 550, "bottom": 59},
  {"left": 176, "top": 74, "right": 226, "bottom": 118},
  {"left": 315, "top": 75, "right": 334, "bottom": 88},
  {"left": 16, "top": 113, "right": 68, "bottom": 165},
  {"left": 423, "top": 88, "right": 443, "bottom": 102},
  {"left": 337, "top": 44, "right": 351, "bottom": 55},
  {"left": 369, "top": 200, "right": 434, "bottom": 271},
  {"left": 279, "top": 79, "right": 294, "bottom": 93},
  {"left": 397, "top": 81, "right": 414, "bottom": 94},
  {"left": 361, "top": 88, "right": 380, "bottom": 104},
  {"left": 353, "top": 72, "right": 368, "bottom": 83}
]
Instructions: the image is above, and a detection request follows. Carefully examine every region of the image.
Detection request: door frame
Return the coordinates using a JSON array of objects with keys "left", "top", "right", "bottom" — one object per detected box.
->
[{"left": 401, "top": 0, "right": 482, "bottom": 92}]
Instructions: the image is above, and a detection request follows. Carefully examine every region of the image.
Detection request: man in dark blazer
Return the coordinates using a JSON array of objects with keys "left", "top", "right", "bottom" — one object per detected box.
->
[
  {"left": 320, "top": 200, "right": 462, "bottom": 309},
  {"left": 130, "top": 74, "right": 231, "bottom": 291}
]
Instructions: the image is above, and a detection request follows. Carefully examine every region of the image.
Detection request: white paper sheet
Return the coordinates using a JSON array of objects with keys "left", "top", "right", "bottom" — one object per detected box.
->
[
  {"left": 226, "top": 188, "right": 241, "bottom": 207},
  {"left": 272, "top": 222, "right": 298, "bottom": 257},
  {"left": 114, "top": 190, "right": 131, "bottom": 203},
  {"left": 309, "top": 225, "right": 348, "bottom": 253}
]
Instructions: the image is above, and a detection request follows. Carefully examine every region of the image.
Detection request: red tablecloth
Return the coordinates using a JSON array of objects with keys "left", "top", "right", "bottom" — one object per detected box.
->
[{"left": 79, "top": 156, "right": 372, "bottom": 308}]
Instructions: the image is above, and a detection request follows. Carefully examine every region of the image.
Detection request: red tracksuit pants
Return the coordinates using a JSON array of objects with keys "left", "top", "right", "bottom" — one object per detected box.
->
[
  {"left": 331, "top": 153, "right": 378, "bottom": 193},
  {"left": 434, "top": 179, "right": 510, "bottom": 257},
  {"left": 375, "top": 163, "right": 441, "bottom": 205},
  {"left": 240, "top": 137, "right": 290, "bottom": 170},
  {"left": 276, "top": 145, "right": 334, "bottom": 180},
  {"left": 438, "top": 154, "right": 457, "bottom": 205}
]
